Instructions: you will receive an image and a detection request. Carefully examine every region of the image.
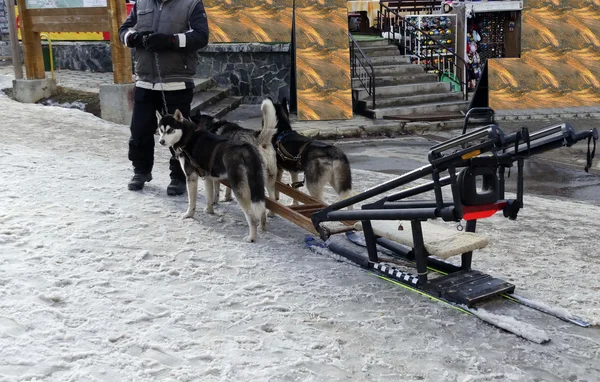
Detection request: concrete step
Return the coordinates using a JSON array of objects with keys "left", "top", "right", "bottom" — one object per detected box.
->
[
  {"left": 352, "top": 73, "right": 439, "bottom": 88},
  {"left": 355, "top": 82, "right": 452, "bottom": 100},
  {"left": 355, "top": 39, "right": 392, "bottom": 48},
  {"left": 196, "top": 96, "right": 244, "bottom": 119},
  {"left": 370, "top": 64, "right": 425, "bottom": 76},
  {"left": 367, "top": 100, "right": 469, "bottom": 119},
  {"left": 360, "top": 92, "right": 464, "bottom": 109},
  {"left": 368, "top": 55, "right": 412, "bottom": 66},
  {"left": 190, "top": 88, "right": 228, "bottom": 112},
  {"left": 193, "top": 78, "right": 215, "bottom": 93},
  {"left": 360, "top": 45, "right": 401, "bottom": 56}
]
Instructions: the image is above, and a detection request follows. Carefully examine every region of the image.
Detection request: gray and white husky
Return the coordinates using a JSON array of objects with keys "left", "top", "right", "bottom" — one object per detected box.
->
[
  {"left": 157, "top": 109, "right": 267, "bottom": 243},
  {"left": 191, "top": 108, "right": 278, "bottom": 216},
  {"left": 261, "top": 98, "right": 354, "bottom": 209}
]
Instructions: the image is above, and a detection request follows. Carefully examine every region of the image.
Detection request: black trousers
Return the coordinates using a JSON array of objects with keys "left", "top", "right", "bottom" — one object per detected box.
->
[{"left": 128, "top": 86, "right": 193, "bottom": 180}]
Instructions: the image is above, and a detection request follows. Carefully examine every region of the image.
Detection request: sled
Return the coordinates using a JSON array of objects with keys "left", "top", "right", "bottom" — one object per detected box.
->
[{"left": 257, "top": 108, "right": 598, "bottom": 341}]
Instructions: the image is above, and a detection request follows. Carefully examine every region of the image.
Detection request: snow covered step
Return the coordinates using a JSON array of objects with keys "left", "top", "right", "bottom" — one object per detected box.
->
[
  {"left": 190, "top": 88, "right": 228, "bottom": 112},
  {"left": 352, "top": 73, "right": 439, "bottom": 88},
  {"left": 359, "top": 92, "right": 464, "bottom": 109},
  {"left": 360, "top": 45, "right": 401, "bottom": 56},
  {"left": 354, "top": 220, "right": 489, "bottom": 259},
  {"left": 355, "top": 82, "right": 451, "bottom": 100},
  {"left": 193, "top": 78, "right": 215, "bottom": 93},
  {"left": 355, "top": 39, "right": 391, "bottom": 48},
  {"left": 367, "top": 100, "right": 470, "bottom": 119},
  {"left": 371, "top": 64, "right": 425, "bottom": 76},
  {"left": 368, "top": 55, "right": 413, "bottom": 66},
  {"left": 198, "top": 96, "right": 243, "bottom": 119}
]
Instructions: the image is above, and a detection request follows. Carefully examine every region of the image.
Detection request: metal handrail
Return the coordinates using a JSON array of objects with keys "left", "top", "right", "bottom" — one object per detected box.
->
[
  {"left": 349, "top": 32, "right": 376, "bottom": 110},
  {"left": 379, "top": 2, "right": 469, "bottom": 100}
]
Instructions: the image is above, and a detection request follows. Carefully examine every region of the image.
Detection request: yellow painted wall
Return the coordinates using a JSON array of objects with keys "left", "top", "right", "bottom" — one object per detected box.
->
[{"left": 489, "top": 0, "right": 600, "bottom": 109}]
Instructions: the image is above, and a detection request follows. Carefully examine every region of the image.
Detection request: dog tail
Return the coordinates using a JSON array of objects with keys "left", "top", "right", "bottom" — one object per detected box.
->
[
  {"left": 228, "top": 145, "right": 266, "bottom": 217},
  {"left": 331, "top": 151, "right": 353, "bottom": 210},
  {"left": 261, "top": 98, "right": 278, "bottom": 130},
  {"left": 257, "top": 125, "right": 277, "bottom": 150}
]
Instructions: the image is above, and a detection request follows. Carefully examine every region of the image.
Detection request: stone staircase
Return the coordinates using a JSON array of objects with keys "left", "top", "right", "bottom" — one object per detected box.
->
[
  {"left": 190, "top": 78, "right": 242, "bottom": 118},
  {"left": 352, "top": 39, "right": 469, "bottom": 120}
]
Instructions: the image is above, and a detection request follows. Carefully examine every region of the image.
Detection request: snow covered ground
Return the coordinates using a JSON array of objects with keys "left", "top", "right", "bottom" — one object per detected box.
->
[{"left": 1, "top": 75, "right": 599, "bottom": 381}]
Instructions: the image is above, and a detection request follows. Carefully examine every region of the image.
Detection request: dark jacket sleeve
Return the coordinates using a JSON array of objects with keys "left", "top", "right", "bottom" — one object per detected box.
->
[
  {"left": 118, "top": 2, "right": 138, "bottom": 47},
  {"left": 177, "top": 1, "right": 209, "bottom": 51}
]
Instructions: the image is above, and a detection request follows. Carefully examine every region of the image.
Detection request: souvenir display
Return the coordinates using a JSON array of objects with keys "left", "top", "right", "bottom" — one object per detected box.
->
[
  {"left": 404, "top": 15, "right": 457, "bottom": 76},
  {"left": 466, "top": 12, "right": 508, "bottom": 89}
]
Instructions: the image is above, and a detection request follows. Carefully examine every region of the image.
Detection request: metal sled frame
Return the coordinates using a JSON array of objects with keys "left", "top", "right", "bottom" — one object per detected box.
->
[{"left": 307, "top": 108, "right": 598, "bottom": 307}]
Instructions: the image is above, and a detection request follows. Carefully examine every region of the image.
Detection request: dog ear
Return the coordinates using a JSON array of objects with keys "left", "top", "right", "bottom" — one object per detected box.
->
[
  {"left": 281, "top": 98, "right": 289, "bottom": 115},
  {"left": 173, "top": 109, "right": 184, "bottom": 122},
  {"left": 156, "top": 110, "right": 162, "bottom": 124}
]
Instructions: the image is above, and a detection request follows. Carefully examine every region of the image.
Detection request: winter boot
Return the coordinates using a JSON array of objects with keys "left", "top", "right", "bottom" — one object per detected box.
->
[
  {"left": 128, "top": 173, "right": 152, "bottom": 191},
  {"left": 167, "top": 178, "right": 186, "bottom": 196}
]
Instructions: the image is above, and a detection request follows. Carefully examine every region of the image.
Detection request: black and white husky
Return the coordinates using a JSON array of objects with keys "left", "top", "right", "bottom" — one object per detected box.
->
[
  {"left": 191, "top": 109, "right": 278, "bottom": 216},
  {"left": 261, "top": 98, "right": 354, "bottom": 209},
  {"left": 157, "top": 110, "right": 267, "bottom": 243}
]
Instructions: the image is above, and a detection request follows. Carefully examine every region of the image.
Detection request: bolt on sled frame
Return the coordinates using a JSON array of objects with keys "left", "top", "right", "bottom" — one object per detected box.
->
[{"left": 309, "top": 108, "right": 598, "bottom": 322}]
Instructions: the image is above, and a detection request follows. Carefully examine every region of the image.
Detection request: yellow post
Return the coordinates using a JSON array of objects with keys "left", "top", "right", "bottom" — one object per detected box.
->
[{"left": 40, "top": 33, "right": 55, "bottom": 80}]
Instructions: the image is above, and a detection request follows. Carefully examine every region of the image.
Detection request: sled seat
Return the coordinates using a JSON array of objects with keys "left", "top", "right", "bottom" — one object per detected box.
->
[{"left": 354, "top": 220, "right": 489, "bottom": 259}]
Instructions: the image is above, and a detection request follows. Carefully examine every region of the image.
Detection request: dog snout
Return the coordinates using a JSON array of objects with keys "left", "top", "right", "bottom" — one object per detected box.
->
[{"left": 159, "top": 139, "right": 165, "bottom": 145}]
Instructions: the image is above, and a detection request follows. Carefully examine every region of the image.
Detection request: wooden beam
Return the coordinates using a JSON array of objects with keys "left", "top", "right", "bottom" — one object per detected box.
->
[
  {"left": 107, "top": 0, "right": 132, "bottom": 84},
  {"left": 275, "top": 182, "right": 323, "bottom": 205},
  {"left": 16, "top": 0, "right": 45, "bottom": 79},
  {"left": 265, "top": 196, "right": 319, "bottom": 235},
  {"left": 28, "top": 7, "right": 109, "bottom": 17},
  {"left": 31, "top": 19, "right": 110, "bottom": 33}
]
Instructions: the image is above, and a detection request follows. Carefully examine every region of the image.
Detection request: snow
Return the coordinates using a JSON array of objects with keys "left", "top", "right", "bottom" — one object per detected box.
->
[{"left": 1, "top": 74, "right": 600, "bottom": 381}]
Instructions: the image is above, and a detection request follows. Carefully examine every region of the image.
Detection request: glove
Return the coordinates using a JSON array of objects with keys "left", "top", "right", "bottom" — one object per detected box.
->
[
  {"left": 143, "top": 33, "right": 177, "bottom": 52},
  {"left": 126, "top": 31, "right": 153, "bottom": 49}
]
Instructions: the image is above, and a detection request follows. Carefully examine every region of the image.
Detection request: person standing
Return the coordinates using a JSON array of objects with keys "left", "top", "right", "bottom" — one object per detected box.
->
[{"left": 118, "top": 0, "right": 209, "bottom": 194}]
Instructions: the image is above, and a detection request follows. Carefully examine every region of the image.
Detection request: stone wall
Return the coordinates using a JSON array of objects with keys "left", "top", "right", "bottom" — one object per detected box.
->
[
  {"left": 51, "top": 42, "right": 113, "bottom": 73},
  {"left": 196, "top": 43, "right": 291, "bottom": 104},
  {"left": 0, "top": 0, "right": 11, "bottom": 58},
  {"left": 36, "top": 41, "right": 291, "bottom": 104}
]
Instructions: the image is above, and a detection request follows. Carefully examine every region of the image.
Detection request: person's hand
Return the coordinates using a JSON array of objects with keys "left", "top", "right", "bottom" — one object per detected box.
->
[
  {"left": 127, "top": 31, "right": 153, "bottom": 48},
  {"left": 143, "top": 33, "right": 177, "bottom": 52}
]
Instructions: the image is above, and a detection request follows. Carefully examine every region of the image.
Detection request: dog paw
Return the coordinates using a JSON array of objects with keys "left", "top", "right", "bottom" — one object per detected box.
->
[
  {"left": 204, "top": 207, "right": 215, "bottom": 214},
  {"left": 243, "top": 235, "right": 256, "bottom": 243},
  {"left": 267, "top": 210, "right": 276, "bottom": 218},
  {"left": 181, "top": 211, "right": 195, "bottom": 219},
  {"left": 224, "top": 196, "right": 234, "bottom": 202}
]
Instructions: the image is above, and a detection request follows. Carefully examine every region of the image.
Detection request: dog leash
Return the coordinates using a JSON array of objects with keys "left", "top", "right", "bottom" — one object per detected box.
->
[
  {"left": 142, "top": 33, "right": 169, "bottom": 115},
  {"left": 153, "top": 52, "right": 169, "bottom": 115}
]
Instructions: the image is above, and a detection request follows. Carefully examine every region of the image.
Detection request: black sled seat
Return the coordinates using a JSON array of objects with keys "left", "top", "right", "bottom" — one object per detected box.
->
[{"left": 311, "top": 108, "right": 598, "bottom": 307}]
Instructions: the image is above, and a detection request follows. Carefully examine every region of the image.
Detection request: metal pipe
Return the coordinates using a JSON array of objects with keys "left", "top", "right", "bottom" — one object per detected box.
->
[
  {"left": 325, "top": 208, "right": 438, "bottom": 222},
  {"left": 386, "top": 176, "right": 451, "bottom": 202},
  {"left": 317, "top": 163, "right": 435, "bottom": 212},
  {"left": 5, "top": 0, "right": 23, "bottom": 79},
  {"left": 382, "top": 201, "right": 453, "bottom": 209}
]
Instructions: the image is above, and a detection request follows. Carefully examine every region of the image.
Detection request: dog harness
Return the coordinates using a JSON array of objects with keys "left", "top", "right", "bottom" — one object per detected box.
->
[
  {"left": 275, "top": 131, "right": 313, "bottom": 166},
  {"left": 274, "top": 131, "right": 314, "bottom": 188},
  {"left": 175, "top": 141, "right": 225, "bottom": 180}
]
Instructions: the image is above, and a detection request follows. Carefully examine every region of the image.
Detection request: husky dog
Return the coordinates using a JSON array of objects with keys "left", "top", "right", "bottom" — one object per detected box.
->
[
  {"left": 261, "top": 98, "right": 354, "bottom": 209},
  {"left": 191, "top": 109, "right": 278, "bottom": 216},
  {"left": 157, "top": 109, "right": 267, "bottom": 243}
]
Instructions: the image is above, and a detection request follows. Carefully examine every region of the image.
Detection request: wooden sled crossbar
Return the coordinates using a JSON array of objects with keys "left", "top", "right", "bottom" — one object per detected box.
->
[
  {"left": 266, "top": 182, "right": 355, "bottom": 235},
  {"left": 354, "top": 220, "right": 489, "bottom": 260},
  {"left": 220, "top": 180, "right": 354, "bottom": 236}
]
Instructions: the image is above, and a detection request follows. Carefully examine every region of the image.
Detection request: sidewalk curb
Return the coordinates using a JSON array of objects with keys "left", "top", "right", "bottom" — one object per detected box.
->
[{"left": 295, "top": 119, "right": 466, "bottom": 139}]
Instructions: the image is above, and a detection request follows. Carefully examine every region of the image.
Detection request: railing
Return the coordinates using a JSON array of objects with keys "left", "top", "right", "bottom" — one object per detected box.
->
[
  {"left": 378, "top": 2, "right": 469, "bottom": 101},
  {"left": 349, "top": 32, "right": 376, "bottom": 111}
]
